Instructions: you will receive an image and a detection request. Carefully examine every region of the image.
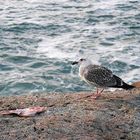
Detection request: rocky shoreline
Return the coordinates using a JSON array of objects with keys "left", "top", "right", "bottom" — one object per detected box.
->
[{"left": 0, "top": 89, "right": 140, "bottom": 140}]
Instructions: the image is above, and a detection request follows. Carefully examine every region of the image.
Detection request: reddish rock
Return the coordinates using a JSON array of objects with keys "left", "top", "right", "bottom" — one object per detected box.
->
[{"left": 132, "top": 81, "right": 140, "bottom": 88}]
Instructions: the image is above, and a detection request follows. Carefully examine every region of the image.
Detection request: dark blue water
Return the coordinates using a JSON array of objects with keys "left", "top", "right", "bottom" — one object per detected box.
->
[{"left": 0, "top": 0, "right": 140, "bottom": 95}]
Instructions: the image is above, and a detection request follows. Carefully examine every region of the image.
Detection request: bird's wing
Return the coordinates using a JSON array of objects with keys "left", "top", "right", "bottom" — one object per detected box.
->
[{"left": 84, "top": 65, "right": 117, "bottom": 87}]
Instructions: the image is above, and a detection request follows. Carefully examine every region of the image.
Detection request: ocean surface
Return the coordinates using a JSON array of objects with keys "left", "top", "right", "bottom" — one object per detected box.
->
[{"left": 0, "top": 0, "right": 140, "bottom": 95}]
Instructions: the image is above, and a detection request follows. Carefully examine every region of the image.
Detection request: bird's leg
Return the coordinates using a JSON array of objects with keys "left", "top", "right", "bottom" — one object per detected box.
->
[
  {"left": 75, "top": 88, "right": 104, "bottom": 101},
  {"left": 91, "top": 88, "right": 104, "bottom": 99}
]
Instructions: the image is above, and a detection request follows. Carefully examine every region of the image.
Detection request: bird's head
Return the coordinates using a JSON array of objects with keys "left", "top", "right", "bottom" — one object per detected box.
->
[{"left": 72, "top": 58, "right": 92, "bottom": 66}]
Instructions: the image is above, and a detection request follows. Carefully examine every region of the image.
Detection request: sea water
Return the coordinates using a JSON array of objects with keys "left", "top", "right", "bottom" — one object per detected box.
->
[{"left": 0, "top": 0, "right": 140, "bottom": 95}]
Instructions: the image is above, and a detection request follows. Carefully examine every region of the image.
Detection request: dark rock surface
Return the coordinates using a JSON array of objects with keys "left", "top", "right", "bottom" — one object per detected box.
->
[{"left": 0, "top": 89, "right": 140, "bottom": 140}]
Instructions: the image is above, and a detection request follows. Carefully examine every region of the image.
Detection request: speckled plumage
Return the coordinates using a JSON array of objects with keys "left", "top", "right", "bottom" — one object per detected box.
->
[{"left": 80, "top": 64, "right": 120, "bottom": 88}]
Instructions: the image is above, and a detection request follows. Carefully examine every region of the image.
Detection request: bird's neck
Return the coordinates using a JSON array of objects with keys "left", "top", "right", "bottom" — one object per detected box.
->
[{"left": 79, "top": 64, "right": 89, "bottom": 78}]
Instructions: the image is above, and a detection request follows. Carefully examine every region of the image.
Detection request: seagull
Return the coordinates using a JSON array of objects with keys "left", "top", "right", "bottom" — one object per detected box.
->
[{"left": 72, "top": 58, "right": 135, "bottom": 99}]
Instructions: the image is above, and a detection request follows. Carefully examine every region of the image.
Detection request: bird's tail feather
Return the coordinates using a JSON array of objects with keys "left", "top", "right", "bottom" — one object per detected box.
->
[
  {"left": 110, "top": 75, "right": 135, "bottom": 90},
  {"left": 110, "top": 82, "right": 135, "bottom": 90},
  {"left": 121, "top": 82, "right": 135, "bottom": 90}
]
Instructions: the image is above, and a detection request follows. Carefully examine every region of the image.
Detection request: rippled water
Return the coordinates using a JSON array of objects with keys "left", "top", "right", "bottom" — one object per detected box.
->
[{"left": 0, "top": 0, "right": 140, "bottom": 95}]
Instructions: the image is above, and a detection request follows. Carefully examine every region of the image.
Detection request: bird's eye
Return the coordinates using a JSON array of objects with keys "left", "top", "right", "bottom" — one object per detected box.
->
[{"left": 80, "top": 58, "right": 85, "bottom": 61}]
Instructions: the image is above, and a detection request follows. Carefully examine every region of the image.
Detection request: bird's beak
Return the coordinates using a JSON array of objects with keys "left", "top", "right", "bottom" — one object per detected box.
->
[{"left": 71, "top": 61, "right": 78, "bottom": 65}]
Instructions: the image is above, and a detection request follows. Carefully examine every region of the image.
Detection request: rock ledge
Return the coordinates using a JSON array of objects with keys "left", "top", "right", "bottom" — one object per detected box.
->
[{"left": 0, "top": 89, "right": 140, "bottom": 140}]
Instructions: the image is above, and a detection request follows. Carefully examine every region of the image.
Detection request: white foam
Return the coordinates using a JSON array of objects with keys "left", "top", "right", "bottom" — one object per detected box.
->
[
  {"left": 24, "top": 0, "right": 70, "bottom": 3},
  {"left": 37, "top": 35, "right": 79, "bottom": 59},
  {"left": 93, "top": 0, "right": 128, "bottom": 9},
  {"left": 122, "top": 68, "right": 140, "bottom": 83}
]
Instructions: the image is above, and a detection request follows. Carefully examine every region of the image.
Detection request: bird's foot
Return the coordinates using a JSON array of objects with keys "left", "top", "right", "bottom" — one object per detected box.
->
[
  {"left": 89, "top": 88, "right": 104, "bottom": 100},
  {"left": 75, "top": 90, "right": 103, "bottom": 101},
  {"left": 90, "top": 93, "right": 102, "bottom": 100},
  {"left": 78, "top": 93, "right": 101, "bottom": 100},
  {"left": 75, "top": 93, "right": 96, "bottom": 101}
]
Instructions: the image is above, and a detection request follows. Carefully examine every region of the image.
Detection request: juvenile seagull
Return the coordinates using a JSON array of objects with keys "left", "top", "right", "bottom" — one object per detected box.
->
[{"left": 72, "top": 58, "right": 135, "bottom": 99}]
